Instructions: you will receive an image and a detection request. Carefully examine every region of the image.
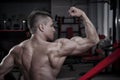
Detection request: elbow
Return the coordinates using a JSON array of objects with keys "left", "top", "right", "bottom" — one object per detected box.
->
[
  {"left": 91, "top": 38, "right": 100, "bottom": 46},
  {"left": 95, "top": 37, "right": 100, "bottom": 44},
  {"left": 97, "top": 37, "right": 100, "bottom": 44},
  {"left": 93, "top": 38, "right": 100, "bottom": 45}
]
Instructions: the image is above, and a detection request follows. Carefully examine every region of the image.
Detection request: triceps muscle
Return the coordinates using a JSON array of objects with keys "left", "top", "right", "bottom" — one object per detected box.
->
[
  {"left": 0, "top": 52, "right": 14, "bottom": 76},
  {"left": 71, "top": 37, "right": 94, "bottom": 55}
]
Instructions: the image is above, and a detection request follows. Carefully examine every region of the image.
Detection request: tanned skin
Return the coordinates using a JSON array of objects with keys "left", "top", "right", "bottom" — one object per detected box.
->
[{"left": 0, "top": 7, "right": 99, "bottom": 80}]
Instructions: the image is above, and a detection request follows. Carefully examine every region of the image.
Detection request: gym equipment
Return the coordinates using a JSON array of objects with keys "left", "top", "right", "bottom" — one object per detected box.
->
[
  {"left": 55, "top": 15, "right": 84, "bottom": 38},
  {"left": 78, "top": 47, "right": 120, "bottom": 80},
  {"left": 66, "top": 27, "right": 73, "bottom": 39},
  {"left": 80, "top": 34, "right": 106, "bottom": 62}
]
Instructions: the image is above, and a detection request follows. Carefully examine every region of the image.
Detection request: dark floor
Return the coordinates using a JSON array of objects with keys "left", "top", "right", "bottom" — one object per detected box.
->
[
  {"left": 57, "top": 74, "right": 120, "bottom": 80},
  {"left": 57, "top": 63, "right": 120, "bottom": 80},
  {"left": 57, "top": 72, "right": 120, "bottom": 80},
  {"left": 91, "top": 74, "right": 120, "bottom": 80}
]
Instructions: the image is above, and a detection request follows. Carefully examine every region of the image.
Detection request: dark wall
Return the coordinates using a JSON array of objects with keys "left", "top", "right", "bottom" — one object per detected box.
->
[{"left": 0, "top": 31, "right": 28, "bottom": 59}]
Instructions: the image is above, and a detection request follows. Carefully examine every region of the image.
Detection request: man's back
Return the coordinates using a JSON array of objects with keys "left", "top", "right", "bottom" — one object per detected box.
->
[
  {"left": 14, "top": 39, "right": 66, "bottom": 80},
  {"left": 0, "top": 7, "right": 99, "bottom": 80}
]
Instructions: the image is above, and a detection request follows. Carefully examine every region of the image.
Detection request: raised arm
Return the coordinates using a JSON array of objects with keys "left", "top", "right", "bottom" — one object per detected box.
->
[
  {"left": 68, "top": 7, "right": 99, "bottom": 44},
  {"left": 55, "top": 7, "right": 99, "bottom": 57},
  {"left": 0, "top": 48, "right": 15, "bottom": 80}
]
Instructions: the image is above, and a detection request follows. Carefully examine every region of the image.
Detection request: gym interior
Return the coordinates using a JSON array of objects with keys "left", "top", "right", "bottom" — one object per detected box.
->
[{"left": 0, "top": 0, "right": 120, "bottom": 80}]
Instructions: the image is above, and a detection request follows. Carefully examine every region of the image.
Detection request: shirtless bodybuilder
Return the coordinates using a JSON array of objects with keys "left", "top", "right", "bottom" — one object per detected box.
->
[{"left": 0, "top": 7, "right": 99, "bottom": 80}]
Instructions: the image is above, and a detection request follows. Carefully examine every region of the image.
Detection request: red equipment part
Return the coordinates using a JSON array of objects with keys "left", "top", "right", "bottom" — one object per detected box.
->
[{"left": 78, "top": 48, "right": 120, "bottom": 80}]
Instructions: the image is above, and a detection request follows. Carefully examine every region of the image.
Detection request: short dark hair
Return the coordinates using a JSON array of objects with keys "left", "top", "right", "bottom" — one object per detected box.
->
[{"left": 27, "top": 10, "right": 51, "bottom": 34}]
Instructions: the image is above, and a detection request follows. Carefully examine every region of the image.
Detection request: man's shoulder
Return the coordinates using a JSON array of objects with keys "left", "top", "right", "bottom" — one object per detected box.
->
[
  {"left": 48, "top": 38, "right": 71, "bottom": 52},
  {"left": 10, "top": 45, "right": 23, "bottom": 54},
  {"left": 55, "top": 38, "right": 69, "bottom": 42},
  {"left": 47, "top": 41, "right": 61, "bottom": 53},
  {"left": 9, "top": 40, "right": 29, "bottom": 54},
  {"left": 54, "top": 38, "right": 73, "bottom": 45}
]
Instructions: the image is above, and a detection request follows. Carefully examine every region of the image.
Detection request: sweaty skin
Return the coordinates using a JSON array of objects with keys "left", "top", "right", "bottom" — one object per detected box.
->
[{"left": 0, "top": 7, "right": 99, "bottom": 80}]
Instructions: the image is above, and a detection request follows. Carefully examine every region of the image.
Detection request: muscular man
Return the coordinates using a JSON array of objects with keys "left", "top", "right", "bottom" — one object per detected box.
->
[{"left": 0, "top": 7, "right": 99, "bottom": 80}]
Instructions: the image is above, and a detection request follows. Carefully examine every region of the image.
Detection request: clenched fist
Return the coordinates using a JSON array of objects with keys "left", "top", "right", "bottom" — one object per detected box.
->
[{"left": 68, "top": 7, "right": 84, "bottom": 17}]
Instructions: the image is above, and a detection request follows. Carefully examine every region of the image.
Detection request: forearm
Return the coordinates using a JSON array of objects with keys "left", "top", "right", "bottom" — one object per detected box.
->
[{"left": 81, "top": 12, "right": 99, "bottom": 44}]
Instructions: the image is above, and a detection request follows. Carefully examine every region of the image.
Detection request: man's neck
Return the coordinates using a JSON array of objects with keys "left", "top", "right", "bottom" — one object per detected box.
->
[{"left": 30, "top": 33, "right": 48, "bottom": 45}]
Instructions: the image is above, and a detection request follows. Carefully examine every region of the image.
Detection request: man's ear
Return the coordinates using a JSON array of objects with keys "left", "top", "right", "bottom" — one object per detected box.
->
[{"left": 38, "top": 24, "right": 44, "bottom": 32}]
